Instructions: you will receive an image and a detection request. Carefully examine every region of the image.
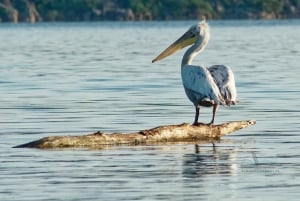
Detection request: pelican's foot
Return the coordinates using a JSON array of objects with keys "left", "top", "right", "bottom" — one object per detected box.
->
[
  {"left": 192, "top": 122, "right": 206, "bottom": 126},
  {"left": 207, "top": 121, "right": 215, "bottom": 126}
]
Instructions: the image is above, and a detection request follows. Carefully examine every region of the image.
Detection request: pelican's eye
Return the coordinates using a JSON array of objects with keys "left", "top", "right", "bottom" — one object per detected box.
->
[{"left": 189, "top": 32, "right": 196, "bottom": 38}]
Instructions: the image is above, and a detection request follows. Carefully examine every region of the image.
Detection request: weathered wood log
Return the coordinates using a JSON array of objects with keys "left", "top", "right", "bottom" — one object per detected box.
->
[{"left": 14, "top": 120, "right": 255, "bottom": 149}]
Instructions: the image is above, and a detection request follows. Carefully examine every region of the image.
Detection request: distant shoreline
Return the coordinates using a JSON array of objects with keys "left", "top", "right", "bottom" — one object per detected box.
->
[
  {"left": 0, "top": 18, "right": 299, "bottom": 25},
  {"left": 0, "top": 0, "right": 299, "bottom": 23},
  {"left": 1, "top": 17, "right": 300, "bottom": 24}
]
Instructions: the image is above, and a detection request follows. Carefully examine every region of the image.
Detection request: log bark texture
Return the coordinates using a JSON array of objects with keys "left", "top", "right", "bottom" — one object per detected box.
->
[{"left": 14, "top": 120, "right": 255, "bottom": 149}]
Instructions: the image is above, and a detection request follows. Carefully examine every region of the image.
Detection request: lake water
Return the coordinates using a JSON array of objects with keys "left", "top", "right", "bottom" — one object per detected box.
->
[{"left": 0, "top": 20, "right": 299, "bottom": 200}]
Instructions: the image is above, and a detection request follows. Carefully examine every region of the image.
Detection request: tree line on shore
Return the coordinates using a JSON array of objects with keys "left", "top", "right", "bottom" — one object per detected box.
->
[{"left": 0, "top": 0, "right": 299, "bottom": 23}]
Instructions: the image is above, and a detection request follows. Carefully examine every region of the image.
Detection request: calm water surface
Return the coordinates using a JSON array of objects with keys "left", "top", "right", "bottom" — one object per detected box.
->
[{"left": 0, "top": 20, "right": 299, "bottom": 200}]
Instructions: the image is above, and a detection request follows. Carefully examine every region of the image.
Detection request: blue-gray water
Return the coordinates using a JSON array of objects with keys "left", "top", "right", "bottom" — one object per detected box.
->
[{"left": 0, "top": 20, "right": 299, "bottom": 201}]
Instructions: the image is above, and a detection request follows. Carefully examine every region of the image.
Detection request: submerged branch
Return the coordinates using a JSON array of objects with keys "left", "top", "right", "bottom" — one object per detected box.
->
[{"left": 14, "top": 120, "right": 255, "bottom": 149}]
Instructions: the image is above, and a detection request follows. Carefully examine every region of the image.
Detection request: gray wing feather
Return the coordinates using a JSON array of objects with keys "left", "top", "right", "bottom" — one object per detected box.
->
[
  {"left": 181, "top": 65, "right": 225, "bottom": 106},
  {"left": 208, "top": 65, "right": 237, "bottom": 105}
]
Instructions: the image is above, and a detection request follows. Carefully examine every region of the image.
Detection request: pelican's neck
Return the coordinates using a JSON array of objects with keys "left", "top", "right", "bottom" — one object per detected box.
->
[
  {"left": 181, "top": 30, "right": 209, "bottom": 67},
  {"left": 181, "top": 43, "right": 200, "bottom": 66}
]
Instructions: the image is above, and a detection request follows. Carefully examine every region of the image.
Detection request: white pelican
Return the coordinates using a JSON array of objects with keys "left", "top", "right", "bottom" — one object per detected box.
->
[{"left": 152, "top": 21, "right": 237, "bottom": 125}]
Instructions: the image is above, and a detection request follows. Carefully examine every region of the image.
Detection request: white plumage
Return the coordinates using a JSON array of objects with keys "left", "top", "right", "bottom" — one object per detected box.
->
[
  {"left": 208, "top": 65, "right": 237, "bottom": 106},
  {"left": 152, "top": 21, "right": 237, "bottom": 125},
  {"left": 181, "top": 65, "right": 225, "bottom": 107}
]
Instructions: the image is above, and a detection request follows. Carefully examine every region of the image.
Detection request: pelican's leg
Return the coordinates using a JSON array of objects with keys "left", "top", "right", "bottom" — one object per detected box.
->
[
  {"left": 193, "top": 106, "right": 200, "bottom": 125},
  {"left": 208, "top": 104, "right": 218, "bottom": 125}
]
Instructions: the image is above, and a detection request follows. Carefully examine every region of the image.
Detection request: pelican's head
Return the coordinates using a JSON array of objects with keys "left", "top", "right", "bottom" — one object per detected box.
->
[{"left": 152, "top": 21, "right": 209, "bottom": 63}]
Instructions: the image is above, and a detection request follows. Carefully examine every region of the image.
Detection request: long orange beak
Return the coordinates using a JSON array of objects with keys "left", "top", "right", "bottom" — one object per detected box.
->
[{"left": 152, "top": 30, "right": 197, "bottom": 63}]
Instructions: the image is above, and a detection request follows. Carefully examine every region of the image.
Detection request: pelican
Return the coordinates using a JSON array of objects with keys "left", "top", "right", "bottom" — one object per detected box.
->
[{"left": 152, "top": 21, "right": 237, "bottom": 125}]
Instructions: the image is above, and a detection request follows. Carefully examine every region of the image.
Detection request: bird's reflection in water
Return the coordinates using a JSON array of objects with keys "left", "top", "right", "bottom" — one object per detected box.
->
[{"left": 182, "top": 143, "right": 237, "bottom": 178}]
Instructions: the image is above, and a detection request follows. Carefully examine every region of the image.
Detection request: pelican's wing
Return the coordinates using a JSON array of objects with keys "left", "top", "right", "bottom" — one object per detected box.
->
[
  {"left": 181, "top": 65, "right": 225, "bottom": 106},
  {"left": 208, "top": 65, "right": 237, "bottom": 105}
]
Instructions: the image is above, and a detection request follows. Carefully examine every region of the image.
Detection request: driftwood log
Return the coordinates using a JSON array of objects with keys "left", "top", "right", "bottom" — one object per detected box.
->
[{"left": 14, "top": 120, "right": 256, "bottom": 149}]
